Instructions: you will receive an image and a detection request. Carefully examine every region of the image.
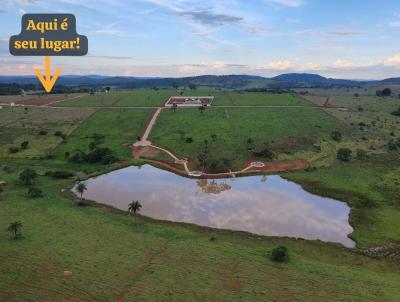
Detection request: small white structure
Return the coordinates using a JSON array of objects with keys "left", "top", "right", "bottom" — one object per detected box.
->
[
  {"left": 250, "top": 162, "right": 266, "bottom": 168},
  {"left": 10, "top": 102, "right": 16, "bottom": 107},
  {"left": 188, "top": 171, "right": 203, "bottom": 177}
]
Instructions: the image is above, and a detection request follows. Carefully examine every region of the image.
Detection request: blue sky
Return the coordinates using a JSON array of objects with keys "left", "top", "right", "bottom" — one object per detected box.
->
[{"left": 1, "top": 0, "right": 400, "bottom": 79}]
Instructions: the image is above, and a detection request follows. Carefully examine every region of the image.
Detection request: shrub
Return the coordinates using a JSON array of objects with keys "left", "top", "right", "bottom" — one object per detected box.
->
[
  {"left": 185, "top": 137, "right": 194, "bottom": 143},
  {"left": 19, "top": 168, "right": 37, "bottom": 186},
  {"left": 39, "top": 130, "right": 47, "bottom": 135},
  {"left": 271, "top": 246, "right": 289, "bottom": 262},
  {"left": 9, "top": 147, "right": 19, "bottom": 154},
  {"left": 20, "top": 141, "right": 29, "bottom": 150},
  {"left": 54, "top": 130, "right": 63, "bottom": 137},
  {"left": 337, "top": 148, "right": 352, "bottom": 162},
  {"left": 331, "top": 131, "right": 342, "bottom": 142},
  {"left": 45, "top": 170, "right": 74, "bottom": 179},
  {"left": 253, "top": 147, "right": 275, "bottom": 159},
  {"left": 27, "top": 187, "right": 43, "bottom": 198}
]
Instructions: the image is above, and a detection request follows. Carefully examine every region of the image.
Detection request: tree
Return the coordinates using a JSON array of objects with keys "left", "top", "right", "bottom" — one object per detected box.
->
[
  {"left": 198, "top": 105, "right": 206, "bottom": 114},
  {"left": 188, "top": 83, "right": 197, "bottom": 90},
  {"left": 172, "top": 103, "right": 178, "bottom": 112},
  {"left": 271, "top": 246, "right": 289, "bottom": 262},
  {"left": 331, "top": 131, "right": 342, "bottom": 142},
  {"left": 337, "top": 148, "right": 352, "bottom": 162},
  {"left": 9, "top": 146, "right": 19, "bottom": 154},
  {"left": 7, "top": 222, "right": 22, "bottom": 239},
  {"left": 105, "top": 86, "right": 111, "bottom": 93},
  {"left": 128, "top": 200, "right": 142, "bottom": 217},
  {"left": 27, "top": 187, "right": 43, "bottom": 198},
  {"left": 20, "top": 141, "right": 29, "bottom": 150},
  {"left": 19, "top": 168, "right": 37, "bottom": 186},
  {"left": 171, "top": 82, "right": 179, "bottom": 90},
  {"left": 76, "top": 183, "right": 87, "bottom": 201}
]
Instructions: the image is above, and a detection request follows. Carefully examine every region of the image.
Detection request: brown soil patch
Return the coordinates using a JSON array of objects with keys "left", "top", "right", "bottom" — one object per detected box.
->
[
  {"left": 245, "top": 159, "right": 308, "bottom": 173},
  {"left": 15, "top": 95, "right": 73, "bottom": 106},
  {"left": 132, "top": 146, "right": 160, "bottom": 159}
]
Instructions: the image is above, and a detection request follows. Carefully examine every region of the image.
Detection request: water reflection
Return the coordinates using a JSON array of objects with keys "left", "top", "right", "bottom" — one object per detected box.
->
[{"left": 78, "top": 165, "right": 355, "bottom": 247}]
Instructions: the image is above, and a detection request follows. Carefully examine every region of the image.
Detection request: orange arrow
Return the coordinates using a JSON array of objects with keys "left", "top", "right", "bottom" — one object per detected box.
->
[{"left": 34, "top": 56, "right": 61, "bottom": 93}]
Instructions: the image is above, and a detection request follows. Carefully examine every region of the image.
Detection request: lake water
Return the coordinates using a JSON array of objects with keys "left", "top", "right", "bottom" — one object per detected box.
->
[{"left": 76, "top": 164, "right": 355, "bottom": 248}]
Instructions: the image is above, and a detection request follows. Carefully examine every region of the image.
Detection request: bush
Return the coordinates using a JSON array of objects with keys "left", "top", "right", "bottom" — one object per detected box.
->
[
  {"left": 271, "top": 246, "right": 289, "bottom": 262},
  {"left": 27, "top": 187, "right": 43, "bottom": 198},
  {"left": 185, "top": 137, "right": 194, "bottom": 143},
  {"left": 331, "top": 131, "right": 342, "bottom": 142},
  {"left": 9, "top": 147, "right": 19, "bottom": 154},
  {"left": 45, "top": 170, "right": 74, "bottom": 179},
  {"left": 253, "top": 147, "right": 275, "bottom": 159},
  {"left": 39, "top": 130, "right": 47, "bottom": 135},
  {"left": 20, "top": 141, "right": 29, "bottom": 150},
  {"left": 19, "top": 168, "right": 37, "bottom": 186},
  {"left": 337, "top": 148, "right": 352, "bottom": 162}
]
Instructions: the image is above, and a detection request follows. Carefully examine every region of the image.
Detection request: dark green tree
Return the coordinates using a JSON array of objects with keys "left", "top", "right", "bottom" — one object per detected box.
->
[
  {"left": 128, "top": 200, "right": 142, "bottom": 217},
  {"left": 337, "top": 148, "right": 352, "bottom": 162},
  {"left": 19, "top": 169, "right": 37, "bottom": 186}
]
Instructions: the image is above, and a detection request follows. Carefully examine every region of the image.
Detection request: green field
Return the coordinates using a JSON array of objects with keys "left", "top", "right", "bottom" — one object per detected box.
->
[
  {"left": 2, "top": 88, "right": 400, "bottom": 301},
  {"left": 0, "top": 106, "right": 95, "bottom": 158},
  {"left": 150, "top": 107, "right": 341, "bottom": 168},
  {"left": 1, "top": 159, "right": 399, "bottom": 301},
  {"left": 54, "top": 108, "right": 152, "bottom": 160},
  {"left": 54, "top": 91, "right": 133, "bottom": 107}
]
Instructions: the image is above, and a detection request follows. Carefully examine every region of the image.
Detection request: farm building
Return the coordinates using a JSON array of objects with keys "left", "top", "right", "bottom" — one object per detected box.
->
[{"left": 165, "top": 96, "right": 214, "bottom": 107}]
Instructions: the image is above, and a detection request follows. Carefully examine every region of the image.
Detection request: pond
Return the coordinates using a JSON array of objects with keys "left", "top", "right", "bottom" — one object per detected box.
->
[{"left": 75, "top": 164, "right": 355, "bottom": 248}]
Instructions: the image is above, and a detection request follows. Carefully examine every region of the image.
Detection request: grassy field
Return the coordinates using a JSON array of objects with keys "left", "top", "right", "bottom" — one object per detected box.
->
[
  {"left": 2, "top": 89, "right": 400, "bottom": 301},
  {"left": 54, "top": 108, "right": 152, "bottom": 160},
  {"left": 1, "top": 159, "right": 400, "bottom": 301},
  {"left": 54, "top": 91, "right": 134, "bottom": 107},
  {"left": 0, "top": 106, "right": 95, "bottom": 158},
  {"left": 150, "top": 107, "right": 341, "bottom": 168},
  {"left": 287, "top": 157, "right": 400, "bottom": 247}
]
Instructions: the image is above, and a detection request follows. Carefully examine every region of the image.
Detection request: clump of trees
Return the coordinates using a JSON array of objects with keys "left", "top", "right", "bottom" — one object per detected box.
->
[
  {"left": 253, "top": 146, "right": 276, "bottom": 159},
  {"left": 69, "top": 147, "right": 118, "bottom": 165},
  {"left": 337, "top": 148, "right": 352, "bottom": 162},
  {"left": 45, "top": 170, "right": 74, "bottom": 179},
  {"left": 270, "top": 246, "right": 289, "bottom": 262},
  {"left": 376, "top": 88, "right": 392, "bottom": 97}
]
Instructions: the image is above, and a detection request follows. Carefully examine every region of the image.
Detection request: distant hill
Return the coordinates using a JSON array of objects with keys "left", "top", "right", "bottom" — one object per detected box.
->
[{"left": 0, "top": 73, "right": 396, "bottom": 92}]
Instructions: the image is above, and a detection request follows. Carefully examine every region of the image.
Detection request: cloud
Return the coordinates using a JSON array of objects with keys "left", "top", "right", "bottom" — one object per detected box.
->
[
  {"left": 385, "top": 54, "right": 400, "bottom": 66},
  {"left": 333, "top": 59, "right": 354, "bottom": 68},
  {"left": 178, "top": 9, "right": 243, "bottom": 26},
  {"left": 262, "top": 60, "right": 292, "bottom": 70},
  {"left": 389, "top": 21, "right": 400, "bottom": 27},
  {"left": 265, "top": 0, "right": 305, "bottom": 7}
]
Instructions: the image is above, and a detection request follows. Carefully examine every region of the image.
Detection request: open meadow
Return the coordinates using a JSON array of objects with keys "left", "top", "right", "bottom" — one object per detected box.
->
[{"left": 1, "top": 88, "right": 400, "bottom": 301}]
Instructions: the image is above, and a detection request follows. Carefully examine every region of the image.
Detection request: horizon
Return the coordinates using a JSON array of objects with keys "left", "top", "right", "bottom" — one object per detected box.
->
[
  {"left": 1, "top": 0, "right": 400, "bottom": 79},
  {"left": 0, "top": 72, "right": 392, "bottom": 81}
]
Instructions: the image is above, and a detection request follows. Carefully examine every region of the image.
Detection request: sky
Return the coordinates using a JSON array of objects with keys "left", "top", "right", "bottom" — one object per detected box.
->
[{"left": 1, "top": 0, "right": 400, "bottom": 79}]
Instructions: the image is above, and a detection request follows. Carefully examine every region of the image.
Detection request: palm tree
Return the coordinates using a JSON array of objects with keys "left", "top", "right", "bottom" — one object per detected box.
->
[
  {"left": 128, "top": 200, "right": 142, "bottom": 217},
  {"left": 76, "top": 183, "right": 87, "bottom": 200},
  {"left": 8, "top": 221, "right": 22, "bottom": 239}
]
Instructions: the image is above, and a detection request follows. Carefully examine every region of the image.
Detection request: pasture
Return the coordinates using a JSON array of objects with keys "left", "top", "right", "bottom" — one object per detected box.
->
[
  {"left": 0, "top": 106, "right": 95, "bottom": 158},
  {"left": 150, "top": 107, "right": 341, "bottom": 169},
  {"left": 1, "top": 159, "right": 399, "bottom": 301},
  {"left": 54, "top": 108, "right": 153, "bottom": 160}
]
